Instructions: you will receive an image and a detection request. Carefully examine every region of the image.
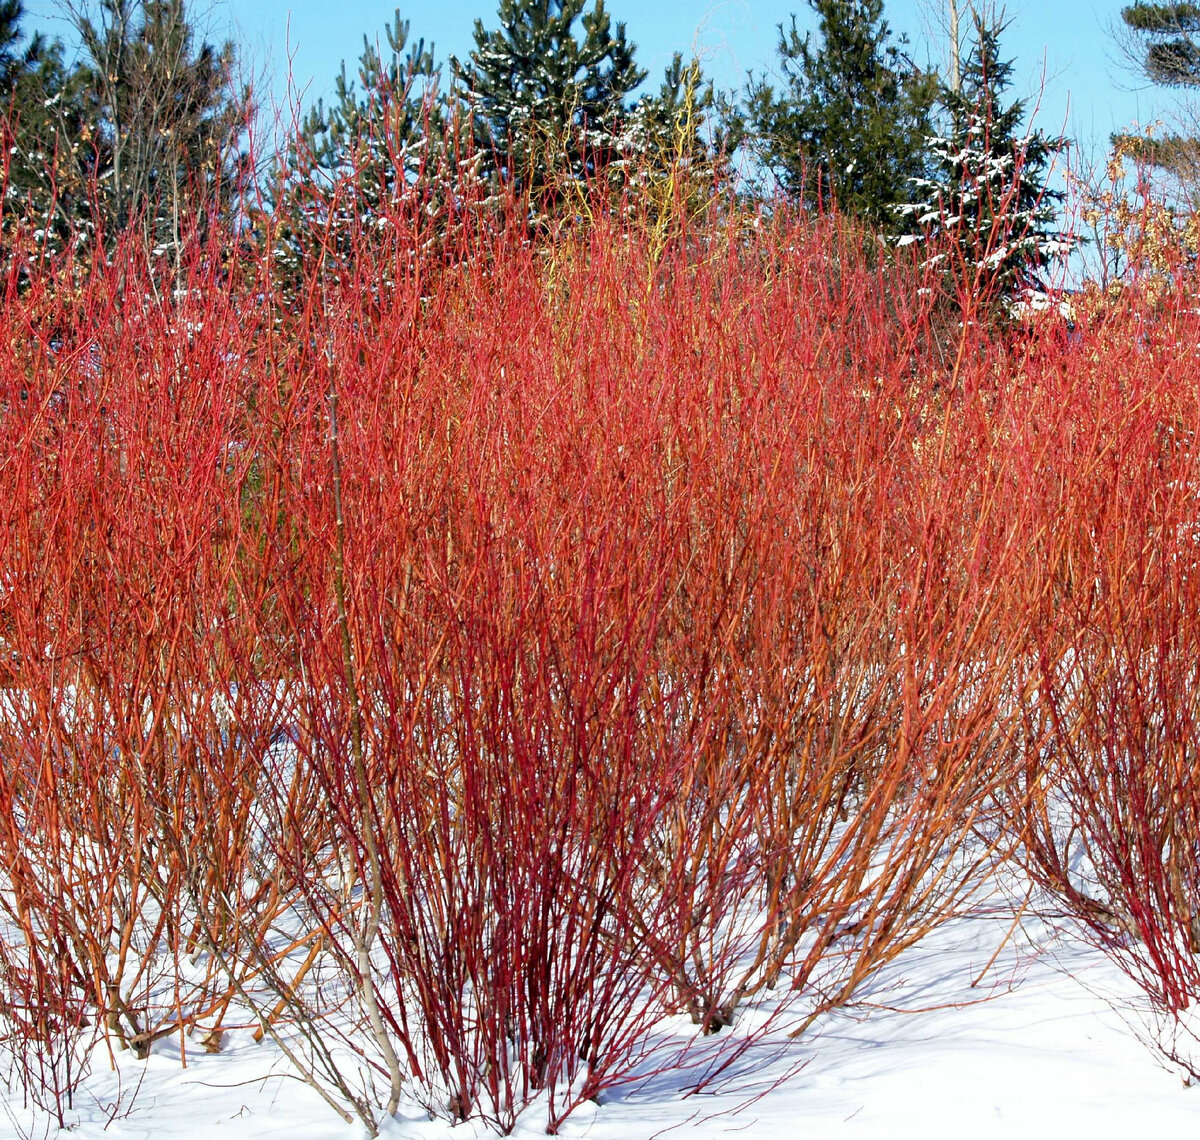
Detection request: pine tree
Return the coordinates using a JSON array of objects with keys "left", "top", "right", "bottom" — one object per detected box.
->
[
  {"left": 73, "top": 0, "right": 249, "bottom": 257},
  {"left": 1123, "top": 2, "right": 1200, "bottom": 83},
  {"left": 1116, "top": 3, "right": 1200, "bottom": 188},
  {"left": 0, "top": 0, "right": 29, "bottom": 90},
  {"left": 626, "top": 53, "right": 717, "bottom": 169},
  {"left": 268, "top": 10, "right": 446, "bottom": 292},
  {"left": 619, "top": 53, "right": 724, "bottom": 216},
  {"left": 741, "top": 0, "right": 939, "bottom": 224},
  {"left": 896, "top": 13, "right": 1069, "bottom": 300},
  {"left": 454, "top": 0, "right": 646, "bottom": 207},
  {"left": 295, "top": 9, "right": 442, "bottom": 206},
  {"left": 0, "top": 2, "right": 95, "bottom": 260},
  {"left": 627, "top": 54, "right": 712, "bottom": 158}
]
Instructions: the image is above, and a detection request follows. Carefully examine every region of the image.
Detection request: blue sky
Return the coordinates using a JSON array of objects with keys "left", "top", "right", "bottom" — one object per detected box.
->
[{"left": 22, "top": 0, "right": 1183, "bottom": 165}]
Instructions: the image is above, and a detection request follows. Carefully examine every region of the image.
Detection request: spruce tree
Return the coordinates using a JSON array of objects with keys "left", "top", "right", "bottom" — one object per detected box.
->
[
  {"left": 454, "top": 0, "right": 645, "bottom": 205},
  {"left": 897, "top": 13, "right": 1069, "bottom": 300},
  {"left": 742, "top": 0, "right": 939, "bottom": 225}
]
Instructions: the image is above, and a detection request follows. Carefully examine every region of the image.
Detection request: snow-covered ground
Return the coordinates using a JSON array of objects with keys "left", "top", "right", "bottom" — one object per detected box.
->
[{"left": 6, "top": 878, "right": 1200, "bottom": 1140}]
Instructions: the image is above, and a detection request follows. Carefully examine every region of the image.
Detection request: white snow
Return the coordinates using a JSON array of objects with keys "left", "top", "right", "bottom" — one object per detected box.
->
[{"left": 6, "top": 874, "right": 1200, "bottom": 1139}]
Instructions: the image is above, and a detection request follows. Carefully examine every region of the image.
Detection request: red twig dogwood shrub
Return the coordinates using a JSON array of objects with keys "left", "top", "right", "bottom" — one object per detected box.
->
[
  {"left": 10, "top": 140, "right": 1200, "bottom": 1134},
  {"left": 214, "top": 178, "right": 1030, "bottom": 1129},
  {"left": 246, "top": 206, "right": 714, "bottom": 1129},
  {"left": 0, "top": 228, "right": 317, "bottom": 1108},
  {"left": 619, "top": 221, "right": 1042, "bottom": 1050},
  {"left": 1009, "top": 289, "right": 1200, "bottom": 1075}
]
